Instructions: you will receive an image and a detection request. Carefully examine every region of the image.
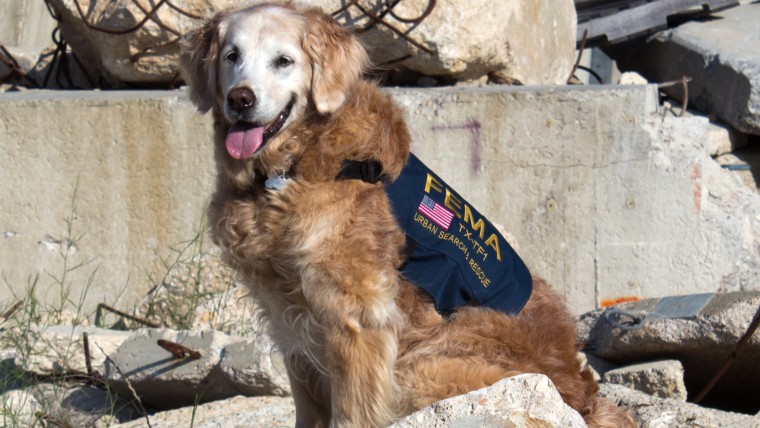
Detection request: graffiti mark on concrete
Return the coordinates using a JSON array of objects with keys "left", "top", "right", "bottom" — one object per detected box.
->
[
  {"left": 431, "top": 119, "right": 483, "bottom": 175},
  {"left": 691, "top": 164, "right": 701, "bottom": 212}
]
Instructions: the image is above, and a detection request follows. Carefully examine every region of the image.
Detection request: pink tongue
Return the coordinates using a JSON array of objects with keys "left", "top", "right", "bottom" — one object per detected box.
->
[{"left": 225, "top": 124, "right": 265, "bottom": 159}]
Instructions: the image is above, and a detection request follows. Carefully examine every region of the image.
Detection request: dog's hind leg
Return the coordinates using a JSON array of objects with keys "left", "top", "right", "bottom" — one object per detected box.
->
[
  {"left": 512, "top": 280, "right": 638, "bottom": 427},
  {"left": 582, "top": 394, "right": 638, "bottom": 428}
]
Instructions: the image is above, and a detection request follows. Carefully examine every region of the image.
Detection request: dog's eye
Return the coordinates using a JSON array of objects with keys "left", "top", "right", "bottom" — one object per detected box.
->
[
  {"left": 273, "top": 55, "right": 294, "bottom": 68},
  {"left": 224, "top": 49, "right": 239, "bottom": 64}
]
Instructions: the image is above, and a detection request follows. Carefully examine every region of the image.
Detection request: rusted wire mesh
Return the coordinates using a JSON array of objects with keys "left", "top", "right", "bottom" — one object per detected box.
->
[{"left": 1, "top": 0, "right": 436, "bottom": 90}]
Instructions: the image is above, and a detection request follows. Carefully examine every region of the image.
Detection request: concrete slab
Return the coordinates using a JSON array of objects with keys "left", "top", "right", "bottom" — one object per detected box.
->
[
  {"left": 1, "top": 85, "right": 759, "bottom": 316},
  {"left": 102, "top": 328, "right": 289, "bottom": 409},
  {"left": 611, "top": 3, "right": 760, "bottom": 135},
  {"left": 0, "top": 90, "right": 215, "bottom": 314}
]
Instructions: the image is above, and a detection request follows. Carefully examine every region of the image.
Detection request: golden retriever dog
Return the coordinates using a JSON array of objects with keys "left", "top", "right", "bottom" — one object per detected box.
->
[{"left": 180, "top": 3, "right": 635, "bottom": 427}]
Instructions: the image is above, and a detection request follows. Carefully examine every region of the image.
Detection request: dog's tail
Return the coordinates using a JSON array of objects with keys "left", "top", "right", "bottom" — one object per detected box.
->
[
  {"left": 579, "top": 367, "right": 638, "bottom": 428},
  {"left": 583, "top": 396, "right": 638, "bottom": 427}
]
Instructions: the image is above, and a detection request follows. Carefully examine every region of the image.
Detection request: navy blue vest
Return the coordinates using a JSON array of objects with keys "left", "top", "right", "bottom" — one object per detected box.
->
[{"left": 338, "top": 154, "right": 533, "bottom": 315}]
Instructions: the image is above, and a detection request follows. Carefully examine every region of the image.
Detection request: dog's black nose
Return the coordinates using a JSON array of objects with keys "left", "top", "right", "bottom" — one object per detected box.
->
[{"left": 227, "top": 87, "right": 256, "bottom": 113}]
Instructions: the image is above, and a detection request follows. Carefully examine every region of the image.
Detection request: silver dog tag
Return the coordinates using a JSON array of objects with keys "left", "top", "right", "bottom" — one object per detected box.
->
[{"left": 265, "top": 176, "right": 291, "bottom": 191}]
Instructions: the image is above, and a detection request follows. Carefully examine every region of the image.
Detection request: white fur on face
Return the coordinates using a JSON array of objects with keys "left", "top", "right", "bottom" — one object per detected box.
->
[{"left": 218, "top": 7, "right": 311, "bottom": 127}]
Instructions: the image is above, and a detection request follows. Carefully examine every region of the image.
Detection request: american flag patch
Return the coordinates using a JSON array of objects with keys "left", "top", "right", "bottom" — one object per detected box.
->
[{"left": 419, "top": 195, "right": 454, "bottom": 230}]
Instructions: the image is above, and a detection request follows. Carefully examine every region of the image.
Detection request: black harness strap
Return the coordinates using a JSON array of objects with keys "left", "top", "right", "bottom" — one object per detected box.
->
[
  {"left": 335, "top": 159, "right": 417, "bottom": 268},
  {"left": 336, "top": 159, "right": 386, "bottom": 184}
]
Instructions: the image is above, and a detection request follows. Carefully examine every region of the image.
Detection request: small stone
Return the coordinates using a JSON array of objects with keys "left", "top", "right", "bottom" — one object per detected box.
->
[
  {"left": 603, "top": 359, "right": 687, "bottom": 401},
  {"left": 600, "top": 383, "right": 760, "bottom": 428}
]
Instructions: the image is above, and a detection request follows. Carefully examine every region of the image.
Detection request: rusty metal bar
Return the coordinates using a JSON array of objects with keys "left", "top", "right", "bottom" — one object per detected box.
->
[
  {"left": 157, "top": 339, "right": 202, "bottom": 360},
  {"left": 96, "top": 303, "right": 159, "bottom": 328}
]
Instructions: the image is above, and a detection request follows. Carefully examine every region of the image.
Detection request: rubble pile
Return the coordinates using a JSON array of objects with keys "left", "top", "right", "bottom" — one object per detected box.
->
[
  {"left": 1, "top": 287, "right": 759, "bottom": 426},
  {"left": 2, "top": 0, "right": 576, "bottom": 88},
  {"left": 580, "top": 292, "right": 760, "bottom": 415}
]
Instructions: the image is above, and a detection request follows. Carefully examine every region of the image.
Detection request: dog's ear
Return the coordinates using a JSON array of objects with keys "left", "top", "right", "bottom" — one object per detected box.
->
[
  {"left": 180, "top": 13, "right": 228, "bottom": 113},
  {"left": 302, "top": 8, "right": 368, "bottom": 115}
]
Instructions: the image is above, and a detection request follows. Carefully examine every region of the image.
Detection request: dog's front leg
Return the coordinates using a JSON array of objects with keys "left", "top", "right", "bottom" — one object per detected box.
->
[
  {"left": 286, "top": 353, "right": 331, "bottom": 428},
  {"left": 324, "top": 318, "right": 399, "bottom": 428},
  {"left": 302, "top": 267, "right": 402, "bottom": 428}
]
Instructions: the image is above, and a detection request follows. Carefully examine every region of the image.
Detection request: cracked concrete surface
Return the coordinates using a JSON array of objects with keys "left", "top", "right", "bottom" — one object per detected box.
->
[{"left": 1, "top": 85, "right": 758, "bottom": 314}]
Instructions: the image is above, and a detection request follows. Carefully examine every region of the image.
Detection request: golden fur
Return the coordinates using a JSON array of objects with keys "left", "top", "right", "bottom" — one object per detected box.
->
[{"left": 180, "top": 3, "right": 636, "bottom": 427}]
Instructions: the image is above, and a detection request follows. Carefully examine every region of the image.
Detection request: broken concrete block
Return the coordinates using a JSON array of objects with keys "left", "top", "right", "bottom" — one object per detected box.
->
[
  {"left": 217, "top": 335, "right": 290, "bottom": 397},
  {"left": 46, "top": 0, "right": 220, "bottom": 85},
  {"left": 611, "top": 3, "right": 760, "bottom": 135},
  {"left": 389, "top": 374, "right": 586, "bottom": 427},
  {"left": 351, "top": 0, "right": 577, "bottom": 84},
  {"left": 704, "top": 120, "right": 749, "bottom": 157},
  {"left": 580, "top": 292, "right": 760, "bottom": 413},
  {"left": 103, "top": 328, "right": 289, "bottom": 409},
  {"left": 112, "top": 395, "right": 296, "bottom": 428},
  {"left": 600, "top": 383, "right": 760, "bottom": 428},
  {"left": 603, "top": 360, "right": 687, "bottom": 401},
  {"left": 103, "top": 328, "right": 230, "bottom": 408},
  {"left": 12, "top": 325, "right": 131, "bottom": 376}
]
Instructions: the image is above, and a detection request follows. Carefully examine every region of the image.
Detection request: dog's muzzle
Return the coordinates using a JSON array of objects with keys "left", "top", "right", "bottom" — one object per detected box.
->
[{"left": 225, "top": 95, "right": 295, "bottom": 160}]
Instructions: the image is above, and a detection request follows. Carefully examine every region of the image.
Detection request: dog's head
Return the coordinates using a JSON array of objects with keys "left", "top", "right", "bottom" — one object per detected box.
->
[{"left": 180, "top": 3, "right": 368, "bottom": 161}]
